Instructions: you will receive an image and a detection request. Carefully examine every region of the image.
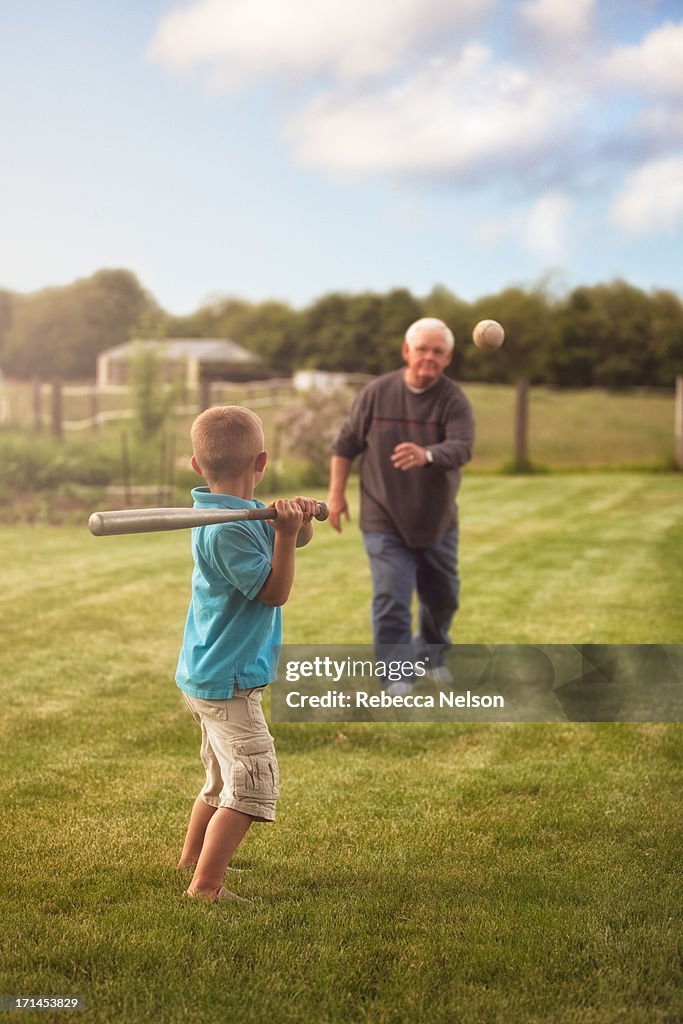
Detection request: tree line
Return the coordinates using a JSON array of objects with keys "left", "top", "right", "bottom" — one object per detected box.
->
[{"left": 0, "top": 269, "right": 681, "bottom": 388}]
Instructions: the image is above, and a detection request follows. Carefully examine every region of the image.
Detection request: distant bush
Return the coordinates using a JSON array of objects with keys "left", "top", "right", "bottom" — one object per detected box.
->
[
  {"left": 0, "top": 431, "right": 120, "bottom": 491},
  {"left": 275, "top": 388, "right": 354, "bottom": 485}
]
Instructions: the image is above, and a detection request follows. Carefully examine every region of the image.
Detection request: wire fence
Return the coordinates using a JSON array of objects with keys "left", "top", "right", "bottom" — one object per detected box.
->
[
  {"left": 7, "top": 378, "right": 302, "bottom": 433},
  {"left": 1, "top": 375, "right": 680, "bottom": 470}
]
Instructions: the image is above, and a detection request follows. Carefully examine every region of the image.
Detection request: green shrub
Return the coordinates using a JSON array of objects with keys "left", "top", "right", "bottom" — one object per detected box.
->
[
  {"left": 276, "top": 387, "right": 353, "bottom": 476},
  {"left": 0, "top": 431, "right": 119, "bottom": 491}
]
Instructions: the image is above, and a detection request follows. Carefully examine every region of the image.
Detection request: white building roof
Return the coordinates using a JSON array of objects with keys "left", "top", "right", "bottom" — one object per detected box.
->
[{"left": 103, "top": 338, "right": 261, "bottom": 364}]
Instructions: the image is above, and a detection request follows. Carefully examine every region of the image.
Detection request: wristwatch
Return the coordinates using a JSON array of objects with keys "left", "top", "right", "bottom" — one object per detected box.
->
[{"left": 424, "top": 448, "right": 434, "bottom": 466}]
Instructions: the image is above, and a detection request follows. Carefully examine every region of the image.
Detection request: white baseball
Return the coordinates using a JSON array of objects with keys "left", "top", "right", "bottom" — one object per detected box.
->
[{"left": 473, "top": 319, "right": 505, "bottom": 351}]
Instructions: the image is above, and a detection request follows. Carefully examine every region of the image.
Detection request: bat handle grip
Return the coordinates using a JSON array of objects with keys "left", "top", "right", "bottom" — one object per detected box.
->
[{"left": 262, "top": 501, "right": 329, "bottom": 522}]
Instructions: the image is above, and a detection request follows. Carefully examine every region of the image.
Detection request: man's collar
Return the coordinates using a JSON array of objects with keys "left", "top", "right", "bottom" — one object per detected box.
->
[{"left": 402, "top": 369, "right": 441, "bottom": 394}]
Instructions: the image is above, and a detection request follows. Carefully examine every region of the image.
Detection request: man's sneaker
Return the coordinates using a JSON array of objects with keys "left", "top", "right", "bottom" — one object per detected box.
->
[
  {"left": 386, "top": 679, "right": 414, "bottom": 696},
  {"left": 426, "top": 665, "right": 454, "bottom": 685}
]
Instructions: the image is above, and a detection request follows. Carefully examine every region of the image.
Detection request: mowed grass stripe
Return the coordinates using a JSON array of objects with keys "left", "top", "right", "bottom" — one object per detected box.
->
[{"left": 459, "top": 474, "right": 682, "bottom": 642}]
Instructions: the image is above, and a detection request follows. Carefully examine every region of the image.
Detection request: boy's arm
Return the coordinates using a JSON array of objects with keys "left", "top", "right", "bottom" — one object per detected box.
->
[{"left": 257, "top": 500, "right": 304, "bottom": 607}]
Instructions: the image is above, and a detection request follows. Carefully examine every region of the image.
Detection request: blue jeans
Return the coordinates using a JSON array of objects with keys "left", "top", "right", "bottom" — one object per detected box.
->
[{"left": 363, "top": 529, "right": 460, "bottom": 669}]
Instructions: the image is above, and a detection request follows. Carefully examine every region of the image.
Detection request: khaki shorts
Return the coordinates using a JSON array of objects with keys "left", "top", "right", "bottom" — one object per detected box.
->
[{"left": 182, "top": 687, "right": 279, "bottom": 822}]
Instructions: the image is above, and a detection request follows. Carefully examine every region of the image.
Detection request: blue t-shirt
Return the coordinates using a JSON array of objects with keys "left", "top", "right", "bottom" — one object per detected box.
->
[{"left": 175, "top": 488, "right": 281, "bottom": 699}]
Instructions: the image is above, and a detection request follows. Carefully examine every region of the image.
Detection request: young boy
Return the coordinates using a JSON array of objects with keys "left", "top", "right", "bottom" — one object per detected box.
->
[{"left": 175, "top": 405, "right": 318, "bottom": 902}]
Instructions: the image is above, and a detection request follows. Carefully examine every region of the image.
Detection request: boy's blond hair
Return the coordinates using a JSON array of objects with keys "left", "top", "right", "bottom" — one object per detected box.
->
[{"left": 191, "top": 405, "right": 265, "bottom": 479}]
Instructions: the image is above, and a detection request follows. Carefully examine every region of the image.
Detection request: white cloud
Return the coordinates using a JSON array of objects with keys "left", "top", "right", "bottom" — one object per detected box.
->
[
  {"left": 290, "top": 46, "right": 584, "bottom": 182},
  {"left": 610, "top": 156, "right": 683, "bottom": 234},
  {"left": 632, "top": 104, "right": 683, "bottom": 147},
  {"left": 147, "top": 0, "right": 491, "bottom": 86},
  {"left": 602, "top": 21, "right": 683, "bottom": 97},
  {"left": 475, "top": 190, "right": 573, "bottom": 257},
  {"left": 525, "top": 190, "right": 573, "bottom": 256},
  {"left": 519, "top": 0, "right": 595, "bottom": 42},
  {"left": 146, "top": 0, "right": 683, "bottom": 245}
]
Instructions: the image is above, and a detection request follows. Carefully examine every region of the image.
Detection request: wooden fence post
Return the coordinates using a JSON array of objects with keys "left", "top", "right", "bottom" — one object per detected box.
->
[
  {"left": 199, "top": 379, "right": 211, "bottom": 413},
  {"left": 90, "top": 385, "right": 99, "bottom": 432},
  {"left": 514, "top": 377, "right": 529, "bottom": 468},
  {"left": 675, "top": 375, "right": 683, "bottom": 471},
  {"left": 51, "top": 380, "right": 63, "bottom": 440},
  {"left": 33, "top": 378, "right": 43, "bottom": 433},
  {"left": 121, "top": 432, "right": 132, "bottom": 507}
]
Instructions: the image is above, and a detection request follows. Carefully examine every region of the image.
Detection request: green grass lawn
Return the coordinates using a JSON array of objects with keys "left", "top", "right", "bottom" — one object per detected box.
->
[{"left": 1, "top": 475, "right": 682, "bottom": 1023}]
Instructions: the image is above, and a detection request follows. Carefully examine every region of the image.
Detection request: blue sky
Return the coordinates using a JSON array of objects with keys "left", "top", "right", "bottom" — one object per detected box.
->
[{"left": 1, "top": 0, "right": 682, "bottom": 315}]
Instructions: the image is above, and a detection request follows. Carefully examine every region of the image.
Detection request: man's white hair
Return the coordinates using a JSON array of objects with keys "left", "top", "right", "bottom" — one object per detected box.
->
[{"left": 404, "top": 317, "right": 454, "bottom": 352}]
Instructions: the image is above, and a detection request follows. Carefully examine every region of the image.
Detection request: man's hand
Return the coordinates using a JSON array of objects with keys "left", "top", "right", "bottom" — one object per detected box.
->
[
  {"left": 390, "top": 443, "right": 429, "bottom": 471},
  {"left": 268, "top": 499, "right": 304, "bottom": 537},
  {"left": 326, "top": 492, "right": 350, "bottom": 533}
]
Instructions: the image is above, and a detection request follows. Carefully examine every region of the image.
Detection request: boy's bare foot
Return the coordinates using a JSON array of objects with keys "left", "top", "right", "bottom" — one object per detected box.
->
[
  {"left": 177, "top": 862, "right": 248, "bottom": 872},
  {"left": 184, "top": 886, "right": 252, "bottom": 903}
]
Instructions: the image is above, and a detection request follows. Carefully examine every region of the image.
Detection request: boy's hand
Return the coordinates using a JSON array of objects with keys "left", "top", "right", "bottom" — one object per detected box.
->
[
  {"left": 292, "top": 496, "right": 318, "bottom": 523},
  {"left": 269, "top": 499, "right": 304, "bottom": 537}
]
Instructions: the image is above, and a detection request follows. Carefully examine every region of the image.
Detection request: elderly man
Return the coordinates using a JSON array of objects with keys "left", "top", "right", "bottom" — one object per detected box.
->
[{"left": 327, "top": 317, "right": 475, "bottom": 694}]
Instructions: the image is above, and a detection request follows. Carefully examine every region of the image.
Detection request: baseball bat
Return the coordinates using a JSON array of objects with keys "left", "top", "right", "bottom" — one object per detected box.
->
[{"left": 89, "top": 501, "right": 329, "bottom": 537}]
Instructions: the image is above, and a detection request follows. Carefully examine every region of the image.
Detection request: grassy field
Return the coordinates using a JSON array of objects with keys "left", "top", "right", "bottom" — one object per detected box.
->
[
  {"left": 1, "top": 475, "right": 682, "bottom": 1023},
  {"left": 465, "top": 384, "right": 677, "bottom": 470}
]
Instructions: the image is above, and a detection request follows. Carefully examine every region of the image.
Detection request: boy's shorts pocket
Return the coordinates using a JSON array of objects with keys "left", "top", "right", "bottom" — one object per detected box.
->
[{"left": 231, "top": 735, "right": 280, "bottom": 801}]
